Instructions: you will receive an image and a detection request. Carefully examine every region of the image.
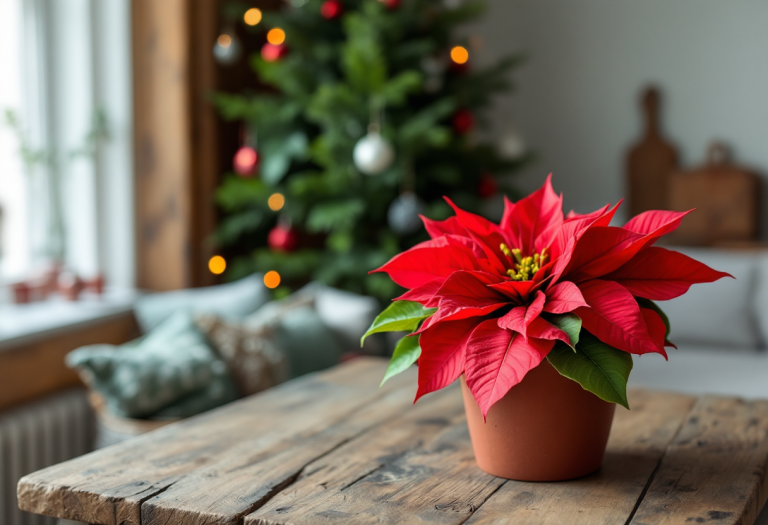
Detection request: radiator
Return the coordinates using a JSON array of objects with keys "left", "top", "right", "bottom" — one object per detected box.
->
[{"left": 0, "top": 389, "right": 94, "bottom": 525}]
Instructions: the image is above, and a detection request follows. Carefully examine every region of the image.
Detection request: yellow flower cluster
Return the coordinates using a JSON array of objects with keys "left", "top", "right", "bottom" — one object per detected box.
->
[{"left": 500, "top": 244, "right": 548, "bottom": 281}]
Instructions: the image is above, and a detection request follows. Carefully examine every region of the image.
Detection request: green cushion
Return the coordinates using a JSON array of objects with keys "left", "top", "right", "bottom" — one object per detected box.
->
[
  {"left": 245, "top": 300, "right": 342, "bottom": 378},
  {"left": 67, "top": 311, "right": 239, "bottom": 419},
  {"left": 134, "top": 274, "right": 270, "bottom": 332}
]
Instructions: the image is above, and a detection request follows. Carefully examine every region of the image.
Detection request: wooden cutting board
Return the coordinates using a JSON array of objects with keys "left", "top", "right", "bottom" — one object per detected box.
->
[
  {"left": 626, "top": 86, "right": 679, "bottom": 216},
  {"left": 668, "top": 143, "right": 760, "bottom": 245}
]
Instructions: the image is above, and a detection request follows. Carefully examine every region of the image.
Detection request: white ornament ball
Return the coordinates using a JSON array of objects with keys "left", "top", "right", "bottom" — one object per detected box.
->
[
  {"left": 499, "top": 129, "right": 526, "bottom": 160},
  {"left": 213, "top": 33, "right": 242, "bottom": 66},
  {"left": 353, "top": 131, "right": 395, "bottom": 175},
  {"left": 388, "top": 193, "right": 425, "bottom": 234}
]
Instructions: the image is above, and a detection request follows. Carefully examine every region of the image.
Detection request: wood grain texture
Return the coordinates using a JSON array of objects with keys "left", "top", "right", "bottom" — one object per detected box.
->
[
  {"left": 630, "top": 396, "right": 768, "bottom": 525},
  {"left": 133, "top": 0, "right": 193, "bottom": 291},
  {"left": 133, "top": 0, "right": 221, "bottom": 291},
  {"left": 462, "top": 390, "right": 696, "bottom": 525},
  {"left": 17, "top": 359, "right": 768, "bottom": 525},
  {"left": 18, "top": 358, "right": 414, "bottom": 525},
  {"left": 0, "top": 311, "right": 140, "bottom": 413},
  {"left": 246, "top": 386, "right": 502, "bottom": 525}
]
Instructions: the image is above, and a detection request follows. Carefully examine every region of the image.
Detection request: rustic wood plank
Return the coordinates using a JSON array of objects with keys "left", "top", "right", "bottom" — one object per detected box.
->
[
  {"left": 18, "top": 359, "right": 768, "bottom": 525},
  {"left": 629, "top": 396, "right": 768, "bottom": 525},
  {"left": 245, "top": 384, "right": 495, "bottom": 525},
  {"left": 139, "top": 381, "right": 415, "bottom": 524},
  {"left": 461, "top": 390, "right": 696, "bottom": 525},
  {"left": 0, "top": 311, "right": 140, "bottom": 413},
  {"left": 18, "top": 358, "right": 411, "bottom": 525},
  {"left": 248, "top": 390, "right": 503, "bottom": 525}
]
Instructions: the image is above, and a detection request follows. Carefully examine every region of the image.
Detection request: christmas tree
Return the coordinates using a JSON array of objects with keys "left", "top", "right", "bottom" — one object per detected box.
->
[{"left": 213, "top": 0, "right": 527, "bottom": 303}]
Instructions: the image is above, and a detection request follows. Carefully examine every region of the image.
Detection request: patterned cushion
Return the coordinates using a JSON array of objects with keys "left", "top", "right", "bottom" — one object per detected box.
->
[
  {"left": 194, "top": 314, "right": 288, "bottom": 397},
  {"left": 244, "top": 296, "right": 343, "bottom": 378},
  {"left": 294, "top": 283, "right": 381, "bottom": 354},
  {"left": 67, "top": 311, "right": 239, "bottom": 419}
]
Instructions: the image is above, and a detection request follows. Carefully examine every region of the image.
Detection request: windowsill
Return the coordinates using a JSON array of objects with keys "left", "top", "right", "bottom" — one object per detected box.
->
[{"left": 0, "top": 289, "right": 139, "bottom": 350}]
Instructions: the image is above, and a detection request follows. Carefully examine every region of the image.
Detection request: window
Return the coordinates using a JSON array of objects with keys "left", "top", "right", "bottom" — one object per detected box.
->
[
  {"left": 0, "top": 0, "right": 30, "bottom": 280},
  {"left": 0, "top": 0, "right": 135, "bottom": 293}
]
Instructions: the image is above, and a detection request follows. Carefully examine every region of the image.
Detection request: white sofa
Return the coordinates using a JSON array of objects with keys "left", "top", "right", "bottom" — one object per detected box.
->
[{"left": 629, "top": 247, "right": 768, "bottom": 398}]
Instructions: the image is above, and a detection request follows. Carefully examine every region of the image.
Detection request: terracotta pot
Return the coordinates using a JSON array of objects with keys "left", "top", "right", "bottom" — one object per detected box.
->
[{"left": 461, "top": 359, "right": 616, "bottom": 481}]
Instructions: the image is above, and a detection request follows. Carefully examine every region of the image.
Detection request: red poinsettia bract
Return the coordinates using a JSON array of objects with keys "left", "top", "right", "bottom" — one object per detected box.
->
[{"left": 373, "top": 175, "right": 731, "bottom": 417}]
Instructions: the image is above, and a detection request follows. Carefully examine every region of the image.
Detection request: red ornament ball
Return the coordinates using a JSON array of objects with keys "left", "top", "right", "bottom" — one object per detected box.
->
[
  {"left": 321, "top": 0, "right": 344, "bottom": 19},
  {"left": 478, "top": 173, "right": 499, "bottom": 198},
  {"left": 452, "top": 109, "right": 474, "bottom": 135},
  {"left": 268, "top": 225, "right": 298, "bottom": 252},
  {"left": 233, "top": 146, "right": 259, "bottom": 177},
  {"left": 261, "top": 42, "right": 288, "bottom": 62},
  {"left": 380, "top": 0, "right": 401, "bottom": 9}
]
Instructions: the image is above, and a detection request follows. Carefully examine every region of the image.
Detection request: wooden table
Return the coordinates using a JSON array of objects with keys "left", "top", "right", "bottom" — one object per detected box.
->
[{"left": 17, "top": 357, "right": 768, "bottom": 525}]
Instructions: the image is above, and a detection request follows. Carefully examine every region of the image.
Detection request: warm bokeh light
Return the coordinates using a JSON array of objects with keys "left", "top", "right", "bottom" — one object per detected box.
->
[
  {"left": 217, "top": 34, "right": 232, "bottom": 48},
  {"left": 264, "top": 270, "right": 281, "bottom": 289},
  {"left": 267, "top": 28, "right": 286, "bottom": 45},
  {"left": 208, "top": 255, "right": 226, "bottom": 275},
  {"left": 243, "top": 8, "right": 262, "bottom": 26},
  {"left": 450, "top": 45, "right": 469, "bottom": 64},
  {"left": 268, "top": 193, "right": 285, "bottom": 211}
]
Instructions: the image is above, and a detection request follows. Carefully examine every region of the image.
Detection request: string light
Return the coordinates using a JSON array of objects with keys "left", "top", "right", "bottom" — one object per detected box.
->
[
  {"left": 217, "top": 34, "right": 232, "bottom": 49},
  {"left": 208, "top": 255, "right": 227, "bottom": 275},
  {"left": 267, "top": 28, "right": 286, "bottom": 45},
  {"left": 244, "top": 8, "right": 262, "bottom": 26},
  {"left": 450, "top": 45, "right": 469, "bottom": 64},
  {"left": 268, "top": 193, "right": 285, "bottom": 211},
  {"left": 264, "top": 270, "right": 281, "bottom": 289}
]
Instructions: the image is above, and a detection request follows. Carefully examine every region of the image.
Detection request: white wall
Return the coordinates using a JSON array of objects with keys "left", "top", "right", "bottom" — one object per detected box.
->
[{"left": 473, "top": 0, "right": 768, "bottom": 221}]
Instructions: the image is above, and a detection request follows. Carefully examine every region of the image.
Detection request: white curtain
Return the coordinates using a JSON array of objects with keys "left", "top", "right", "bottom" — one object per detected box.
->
[{"left": 21, "top": 0, "right": 135, "bottom": 290}]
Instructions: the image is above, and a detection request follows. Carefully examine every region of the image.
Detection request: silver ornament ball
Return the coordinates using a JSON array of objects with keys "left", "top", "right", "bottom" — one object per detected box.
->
[
  {"left": 213, "top": 33, "right": 242, "bottom": 66},
  {"left": 353, "top": 130, "right": 395, "bottom": 175},
  {"left": 388, "top": 193, "right": 425, "bottom": 235},
  {"left": 499, "top": 129, "right": 526, "bottom": 160}
]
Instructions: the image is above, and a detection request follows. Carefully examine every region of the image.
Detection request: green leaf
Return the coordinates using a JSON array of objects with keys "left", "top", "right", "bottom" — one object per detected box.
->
[
  {"left": 398, "top": 98, "right": 456, "bottom": 149},
  {"left": 306, "top": 199, "right": 366, "bottom": 233},
  {"left": 636, "top": 297, "right": 673, "bottom": 344},
  {"left": 215, "top": 176, "right": 269, "bottom": 211},
  {"left": 546, "top": 332, "right": 633, "bottom": 409},
  {"left": 212, "top": 210, "right": 263, "bottom": 245},
  {"left": 380, "top": 334, "right": 421, "bottom": 386},
  {"left": 361, "top": 301, "right": 436, "bottom": 346},
  {"left": 261, "top": 132, "right": 309, "bottom": 185},
  {"left": 548, "top": 313, "right": 582, "bottom": 350},
  {"left": 380, "top": 70, "right": 422, "bottom": 105}
]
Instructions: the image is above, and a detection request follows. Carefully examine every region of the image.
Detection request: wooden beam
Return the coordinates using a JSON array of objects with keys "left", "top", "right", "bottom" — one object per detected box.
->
[
  {"left": 189, "top": 0, "right": 221, "bottom": 288},
  {"left": 132, "top": 0, "right": 219, "bottom": 291}
]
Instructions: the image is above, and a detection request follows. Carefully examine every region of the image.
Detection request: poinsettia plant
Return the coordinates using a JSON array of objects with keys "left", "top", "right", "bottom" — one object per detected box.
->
[{"left": 362, "top": 176, "right": 731, "bottom": 417}]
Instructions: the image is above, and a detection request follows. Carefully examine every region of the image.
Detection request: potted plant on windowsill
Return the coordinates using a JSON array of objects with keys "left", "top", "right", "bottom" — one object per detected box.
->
[{"left": 362, "top": 175, "right": 730, "bottom": 481}]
